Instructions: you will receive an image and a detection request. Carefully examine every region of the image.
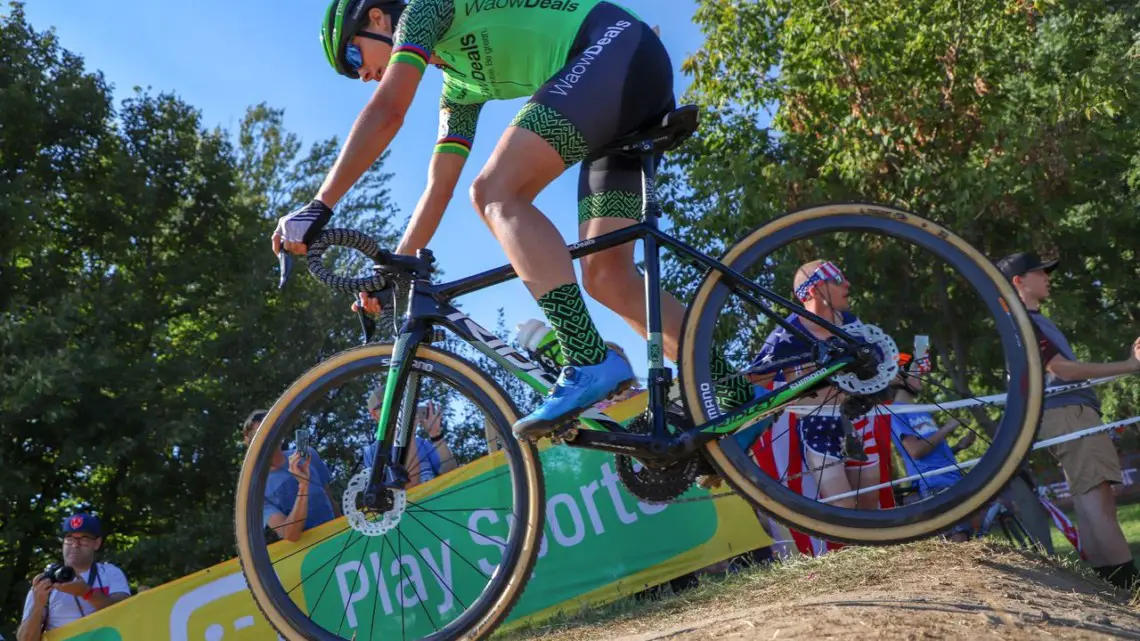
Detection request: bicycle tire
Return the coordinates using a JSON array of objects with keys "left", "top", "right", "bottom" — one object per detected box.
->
[
  {"left": 679, "top": 202, "right": 1043, "bottom": 544},
  {"left": 236, "top": 343, "right": 545, "bottom": 640}
]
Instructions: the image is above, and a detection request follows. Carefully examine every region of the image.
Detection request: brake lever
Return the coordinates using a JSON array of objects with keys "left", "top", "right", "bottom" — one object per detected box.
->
[
  {"left": 278, "top": 251, "right": 295, "bottom": 290},
  {"left": 357, "top": 306, "right": 377, "bottom": 345}
]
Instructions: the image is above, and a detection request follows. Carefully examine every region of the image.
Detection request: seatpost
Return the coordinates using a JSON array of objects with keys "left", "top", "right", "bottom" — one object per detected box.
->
[{"left": 639, "top": 151, "right": 670, "bottom": 438}]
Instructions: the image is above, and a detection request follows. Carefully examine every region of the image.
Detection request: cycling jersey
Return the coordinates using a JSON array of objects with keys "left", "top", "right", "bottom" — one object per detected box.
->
[{"left": 391, "top": 0, "right": 676, "bottom": 225}]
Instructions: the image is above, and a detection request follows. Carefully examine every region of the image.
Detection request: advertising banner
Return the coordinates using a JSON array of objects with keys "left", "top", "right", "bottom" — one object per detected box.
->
[{"left": 47, "top": 394, "right": 772, "bottom": 640}]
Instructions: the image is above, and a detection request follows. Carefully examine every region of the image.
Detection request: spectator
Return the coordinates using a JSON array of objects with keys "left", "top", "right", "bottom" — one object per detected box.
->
[
  {"left": 361, "top": 394, "right": 457, "bottom": 488},
  {"left": 749, "top": 260, "right": 881, "bottom": 509},
  {"left": 998, "top": 251, "right": 1140, "bottom": 589},
  {"left": 242, "top": 410, "right": 339, "bottom": 542},
  {"left": 18, "top": 514, "right": 130, "bottom": 641},
  {"left": 887, "top": 365, "right": 978, "bottom": 541}
]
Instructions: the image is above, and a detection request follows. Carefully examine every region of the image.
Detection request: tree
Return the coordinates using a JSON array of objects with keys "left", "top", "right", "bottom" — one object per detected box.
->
[
  {"left": 0, "top": 3, "right": 400, "bottom": 631},
  {"left": 664, "top": 0, "right": 1140, "bottom": 429}
]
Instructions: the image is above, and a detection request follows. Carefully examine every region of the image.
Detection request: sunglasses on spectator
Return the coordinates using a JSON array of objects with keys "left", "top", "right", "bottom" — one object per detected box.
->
[
  {"left": 63, "top": 535, "right": 98, "bottom": 547},
  {"left": 346, "top": 32, "right": 394, "bottom": 72}
]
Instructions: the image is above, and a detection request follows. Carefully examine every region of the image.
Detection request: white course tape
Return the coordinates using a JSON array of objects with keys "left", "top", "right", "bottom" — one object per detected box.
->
[
  {"left": 819, "top": 413, "right": 1140, "bottom": 504},
  {"left": 786, "top": 375, "right": 1125, "bottom": 416}
]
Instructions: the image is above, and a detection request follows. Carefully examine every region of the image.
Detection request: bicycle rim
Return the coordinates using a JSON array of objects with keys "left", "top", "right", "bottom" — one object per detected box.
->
[
  {"left": 235, "top": 343, "right": 544, "bottom": 640},
  {"left": 679, "top": 202, "right": 1042, "bottom": 544}
]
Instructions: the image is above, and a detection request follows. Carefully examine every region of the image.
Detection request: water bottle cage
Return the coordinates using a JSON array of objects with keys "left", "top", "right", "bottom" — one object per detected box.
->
[{"left": 532, "top": 342, "right": 563, "bottom": 376}]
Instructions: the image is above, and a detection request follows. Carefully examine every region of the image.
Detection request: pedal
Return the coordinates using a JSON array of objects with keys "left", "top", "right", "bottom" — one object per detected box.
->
[
  {"left": 549, "top": 424, "right": 580, "bottom": 445},
  {"left": 696, "top": 474, "right": 724, "bottom": 490}
]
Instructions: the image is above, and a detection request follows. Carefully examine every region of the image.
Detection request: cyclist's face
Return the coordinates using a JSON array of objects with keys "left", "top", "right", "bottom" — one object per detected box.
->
[{"left": 350, "top": 12, "right": 395, "bottom": 82}]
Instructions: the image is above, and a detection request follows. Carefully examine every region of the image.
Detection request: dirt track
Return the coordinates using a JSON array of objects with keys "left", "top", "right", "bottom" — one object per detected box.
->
[{"left": 514, "top": 540, "right": 1140, "bottom": 641}]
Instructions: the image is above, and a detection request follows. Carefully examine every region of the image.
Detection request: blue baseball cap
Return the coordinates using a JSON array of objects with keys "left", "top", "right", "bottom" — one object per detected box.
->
[{"left": 62, "top": 513, "right": 102, "bottom": 537}]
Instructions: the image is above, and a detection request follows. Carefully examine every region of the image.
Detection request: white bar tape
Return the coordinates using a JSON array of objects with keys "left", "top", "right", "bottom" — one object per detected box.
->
[
  {"left": 819, "top": 413, "right": 1140, "bottom": 504},
  {"left": 786, "top": 375, "right": 1124, "bottom": 416}
]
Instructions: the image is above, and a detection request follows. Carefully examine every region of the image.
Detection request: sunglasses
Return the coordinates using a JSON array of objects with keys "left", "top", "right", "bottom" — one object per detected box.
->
[{"left": 346, "top": 32, "right": 394, "bottom": 72}]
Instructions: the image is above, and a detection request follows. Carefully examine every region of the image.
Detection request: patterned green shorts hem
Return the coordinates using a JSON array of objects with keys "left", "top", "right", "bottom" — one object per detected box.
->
[
  {"left": 578, "top": 191, "right": 643, "bottom": 224},
  {"left": 511, "top": 103, "right": 589, "bottom": 170}
]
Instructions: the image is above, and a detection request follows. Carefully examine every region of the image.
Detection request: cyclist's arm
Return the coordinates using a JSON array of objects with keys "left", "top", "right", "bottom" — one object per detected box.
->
[
  {"left": 316, "top": 0, "right": 454, "bottom": 208},
  {"left": 395, "top": 99, "right": 485, "bottom": 255},
  {"left": 315, "top": 65, "right": 422, "bottom": 208}
]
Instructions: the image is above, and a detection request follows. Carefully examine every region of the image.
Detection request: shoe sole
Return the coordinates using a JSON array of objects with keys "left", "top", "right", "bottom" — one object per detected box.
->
[{"left": 514, "top": 377, "right": 637, "bottom": 443}]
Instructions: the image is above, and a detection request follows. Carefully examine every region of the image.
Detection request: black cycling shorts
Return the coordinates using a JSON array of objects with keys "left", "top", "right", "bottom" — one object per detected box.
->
[{"left": 509, "top": 1, "right": 676, "bottom": 223}]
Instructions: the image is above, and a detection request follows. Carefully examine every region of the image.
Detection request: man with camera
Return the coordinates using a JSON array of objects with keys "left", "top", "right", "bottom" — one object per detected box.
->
[{"left": 18, "top": 514, "right": 130, "bottom": 640}]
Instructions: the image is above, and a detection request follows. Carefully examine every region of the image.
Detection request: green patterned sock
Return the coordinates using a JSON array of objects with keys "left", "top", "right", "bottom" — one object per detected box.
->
[
  {"left": 711, "top": 348, "right": 753, "bottom": 409},
  {"left": 537, "top": 284, "right": 607, "bottom": 366}
]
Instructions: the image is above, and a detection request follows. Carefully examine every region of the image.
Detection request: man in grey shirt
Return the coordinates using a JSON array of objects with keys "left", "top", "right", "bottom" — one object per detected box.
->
[{"left": 998, "top": 251, "right": 1140, "bottom": 590}]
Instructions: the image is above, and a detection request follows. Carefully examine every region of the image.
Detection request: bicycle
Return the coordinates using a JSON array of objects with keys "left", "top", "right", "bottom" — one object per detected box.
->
[{"left": 237, "top": 104, "right": 1044, "bottom": 640}]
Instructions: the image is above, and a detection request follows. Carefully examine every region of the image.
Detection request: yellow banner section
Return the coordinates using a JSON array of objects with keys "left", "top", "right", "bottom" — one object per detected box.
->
[{"left": 48, "top": 394, "right": 771, "bottom": 641}]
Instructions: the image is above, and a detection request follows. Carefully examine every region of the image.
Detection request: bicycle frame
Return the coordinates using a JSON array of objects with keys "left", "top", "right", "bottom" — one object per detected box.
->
[{"left": 366, "top": 152, "right": 862, "bottom": 495}]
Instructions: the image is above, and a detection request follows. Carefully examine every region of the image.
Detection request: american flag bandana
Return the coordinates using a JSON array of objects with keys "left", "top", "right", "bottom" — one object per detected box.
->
[{"left": 794, "top": 261, "right": 846, "bottom": 302}]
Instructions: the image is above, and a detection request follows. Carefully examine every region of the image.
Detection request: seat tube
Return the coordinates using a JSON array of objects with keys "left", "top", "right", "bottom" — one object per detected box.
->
[{"left": 640, "top": 152, "right": 670, "bottom": 437}]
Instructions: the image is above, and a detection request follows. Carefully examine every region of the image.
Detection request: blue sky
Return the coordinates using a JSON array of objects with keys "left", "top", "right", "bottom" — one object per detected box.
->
[{"left": 24, "top": 0, "right": 705, "bottom": 379}]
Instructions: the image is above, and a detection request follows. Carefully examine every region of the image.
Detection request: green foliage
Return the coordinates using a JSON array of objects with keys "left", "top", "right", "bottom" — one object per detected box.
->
[
  {"left": 665, "top": 0, "right": 1140, "bottom": 422},
  {"left": 0, "top": 3, "right": 400, "bottom": 631}
]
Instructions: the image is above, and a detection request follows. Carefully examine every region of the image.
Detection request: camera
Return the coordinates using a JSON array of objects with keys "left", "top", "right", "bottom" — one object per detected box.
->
[{"left": 42, "top": 563, "right": 76, "bottom": 584}]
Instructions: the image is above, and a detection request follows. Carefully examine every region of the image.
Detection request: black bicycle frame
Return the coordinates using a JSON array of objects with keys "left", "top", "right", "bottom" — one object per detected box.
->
[{"left": 365, "top": 151, "right": 863, "bottom": 497}]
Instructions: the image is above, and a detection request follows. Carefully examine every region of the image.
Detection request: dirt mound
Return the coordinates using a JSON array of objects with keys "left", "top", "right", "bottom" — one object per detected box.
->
[{"left": 509, "top": 540, "right": 1140, "bottom": 640}]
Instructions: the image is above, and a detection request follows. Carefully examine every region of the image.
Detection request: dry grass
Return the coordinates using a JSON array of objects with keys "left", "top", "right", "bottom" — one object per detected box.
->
[{"left": 499, "top": 539, "right": 1140, "bottom": 641}]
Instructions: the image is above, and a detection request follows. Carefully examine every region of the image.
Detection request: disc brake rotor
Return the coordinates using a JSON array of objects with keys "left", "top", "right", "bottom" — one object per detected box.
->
[
  {"left": 343, "top": 467, "right": 406, "bottom": 537},
  {"left": 830, "top": 321, "right": 900, "bottom": 395}
]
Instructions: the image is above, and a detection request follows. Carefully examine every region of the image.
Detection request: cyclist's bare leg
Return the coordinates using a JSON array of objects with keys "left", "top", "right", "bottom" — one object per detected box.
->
[
  {"left": 579, "top": 217, "right": 685, "bottom": 362},
  {"left": 470, "top": 127, "right": 576, "bottom": 299}
]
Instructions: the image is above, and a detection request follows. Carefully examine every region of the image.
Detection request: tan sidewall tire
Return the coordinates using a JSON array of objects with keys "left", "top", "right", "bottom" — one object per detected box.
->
[
  {"left": 680, "top": 203, "right": 1043, "bottom": 543},
  {"left": 235, "top": 343, "right": 544, "bottom": 640}
]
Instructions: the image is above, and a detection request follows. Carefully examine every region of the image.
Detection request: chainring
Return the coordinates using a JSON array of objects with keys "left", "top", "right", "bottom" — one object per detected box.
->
[{"left": 614, "top": 407, "right": 701, "bottom": 504}]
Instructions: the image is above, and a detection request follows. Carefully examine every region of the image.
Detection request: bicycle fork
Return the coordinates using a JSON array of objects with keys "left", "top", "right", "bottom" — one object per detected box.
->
[{"left": 363, "top": 302, "right": 430, "bottom": 509}]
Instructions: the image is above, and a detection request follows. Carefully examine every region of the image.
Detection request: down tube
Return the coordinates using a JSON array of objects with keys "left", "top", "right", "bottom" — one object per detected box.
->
[{"left": 437, "top": 306, "right": 557, "bottom": 395}]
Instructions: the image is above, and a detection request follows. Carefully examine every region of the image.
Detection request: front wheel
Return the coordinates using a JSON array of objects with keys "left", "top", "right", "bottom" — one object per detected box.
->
[
  {"left": 236, "top": 343, "right": 545, "bottom": 640},
  {"left": 680, "top": 202, "right": 1043, "bottom": 544}
]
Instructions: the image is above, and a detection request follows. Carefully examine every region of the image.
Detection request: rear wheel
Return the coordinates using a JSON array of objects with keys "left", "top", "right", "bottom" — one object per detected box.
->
[
  {"left": 236, "top": 343, "right": 544, "bottom": 640},
  {"left": 680, "top": 203, "right": 1043, "bottom": 544}
]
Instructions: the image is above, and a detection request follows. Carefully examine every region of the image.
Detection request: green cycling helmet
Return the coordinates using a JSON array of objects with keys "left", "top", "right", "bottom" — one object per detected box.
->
[{"left": 321, "top": 0, "right": 407, "bottom": 78}]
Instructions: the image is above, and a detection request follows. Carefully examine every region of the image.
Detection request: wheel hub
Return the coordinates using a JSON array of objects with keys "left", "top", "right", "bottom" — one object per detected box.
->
[{"left": 830, "top": 321, "right": 900, "bottom": 395}]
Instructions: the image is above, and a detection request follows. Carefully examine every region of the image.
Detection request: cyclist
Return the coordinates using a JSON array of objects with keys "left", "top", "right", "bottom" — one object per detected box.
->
[{"left": 274, "top": 0, "right": 753, "bottom": 437}]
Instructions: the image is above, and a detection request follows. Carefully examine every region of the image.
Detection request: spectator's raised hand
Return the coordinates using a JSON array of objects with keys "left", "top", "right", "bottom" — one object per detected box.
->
[
  {"left": 30, "top": 574, "right": 52, "bottom": 607},
  {"left": 422, "top": 400, "right": 443, "bottom": 439},
  {"left": 52, "top": 576, "right": 90, "bottom": 597},
  {"left": 289, "top": 451, "right": 311, "bottom": 486}
]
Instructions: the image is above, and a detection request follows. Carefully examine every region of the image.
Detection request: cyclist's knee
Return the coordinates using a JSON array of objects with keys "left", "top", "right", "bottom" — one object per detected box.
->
[
  {"left": 470, "top": 172, "right": 527, "bottom": 220},
  {"left": 582, "top": 253, "right": 638, "bottom": 307}
]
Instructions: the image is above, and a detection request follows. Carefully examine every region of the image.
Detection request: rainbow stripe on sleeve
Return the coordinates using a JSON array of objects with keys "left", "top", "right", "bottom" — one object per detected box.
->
[
  {"left": 390, "top": 44, "right": 430, "bottom": 73},
  {"left": 436, "top": 135, "right": 473, "bottom": 158}
]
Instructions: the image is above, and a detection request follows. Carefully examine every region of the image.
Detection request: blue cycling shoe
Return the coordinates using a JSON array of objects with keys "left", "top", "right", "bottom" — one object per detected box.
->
[{"left": 513, "top": 349, "right": 636, "bottom": 441}]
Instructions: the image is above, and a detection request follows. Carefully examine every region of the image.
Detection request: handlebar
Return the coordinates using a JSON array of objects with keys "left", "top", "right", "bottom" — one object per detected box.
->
[{"left": 276, "top": 228, "right": 434, "bottom": 294}]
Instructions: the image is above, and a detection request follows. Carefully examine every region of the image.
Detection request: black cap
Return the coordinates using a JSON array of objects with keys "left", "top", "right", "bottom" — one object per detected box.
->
[
  {"left": 62, "top": 513, "right": 102, "bottom": 537},
  {"left": 995, "top": 252, "right": 1058, "bottom": 281}
]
